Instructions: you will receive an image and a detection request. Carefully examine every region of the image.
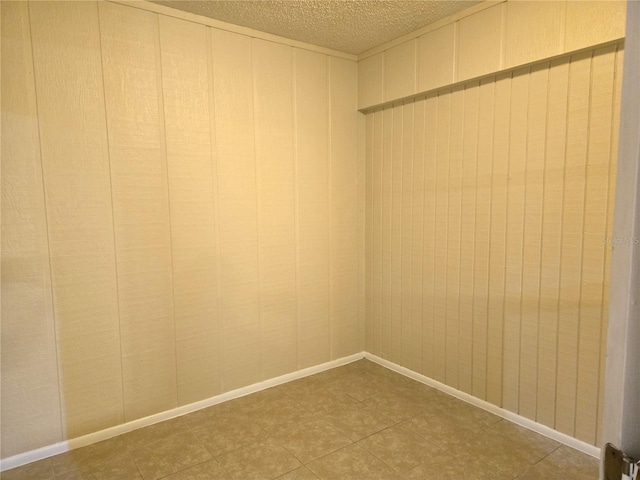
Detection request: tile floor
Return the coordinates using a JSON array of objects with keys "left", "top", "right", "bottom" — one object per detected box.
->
[{"left": 2, "top": 359, "right": 599, "bottom": 480}]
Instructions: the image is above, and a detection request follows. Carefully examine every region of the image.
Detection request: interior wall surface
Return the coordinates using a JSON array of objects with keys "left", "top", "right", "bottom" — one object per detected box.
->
[
  {"left": 363, "top": 45, "right": 623, "bottom": 447},
  {"left": 0, "top": 0, "right": 361, "bottom": 459}
]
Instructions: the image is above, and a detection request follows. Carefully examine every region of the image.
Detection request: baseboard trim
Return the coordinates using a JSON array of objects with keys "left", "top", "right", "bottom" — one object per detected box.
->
[
  {"left": 0, "top": 352, "right": 365, "bottom": 472},
  {"left": 364, "top": 353, "right": 601, "bottom": 459}
]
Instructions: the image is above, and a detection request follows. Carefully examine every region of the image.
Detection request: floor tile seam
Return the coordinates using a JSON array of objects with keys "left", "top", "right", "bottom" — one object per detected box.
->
[
  {"left": 212, "top": 454, "right": 235, "bottom": 480},
  {"left": 515, "top": 442, "right": 562, "bottom": 476},
  {"left": 355, "top": 429, "right": 448, "bottom": 466},
  {"left": 352, "top": 436, "right": 410, "bottom": 476},
  {"left": 276, "top": 423, "right": 358, "bottom": 465},
  {"left": 303, "top": 441, "right": 364, "bottom": 473}
]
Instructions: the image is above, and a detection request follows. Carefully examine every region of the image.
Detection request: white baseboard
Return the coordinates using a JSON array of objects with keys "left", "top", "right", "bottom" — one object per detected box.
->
[
  {"left": 0, "top": 352, "right": 365, "bottom": 472},
  {"left": 364, "top": 353, "right": 601, "bottom": 459}
]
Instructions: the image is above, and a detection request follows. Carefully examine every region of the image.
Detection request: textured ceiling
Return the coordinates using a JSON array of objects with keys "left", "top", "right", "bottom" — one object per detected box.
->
[{"left": 150, "top": 0, "right": 482, "bottom": 55}]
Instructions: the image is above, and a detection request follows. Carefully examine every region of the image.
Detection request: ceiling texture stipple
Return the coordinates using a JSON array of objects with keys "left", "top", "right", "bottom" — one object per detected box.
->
[{"left": 149, "top": 0, "right": 482, "bottom": 55}]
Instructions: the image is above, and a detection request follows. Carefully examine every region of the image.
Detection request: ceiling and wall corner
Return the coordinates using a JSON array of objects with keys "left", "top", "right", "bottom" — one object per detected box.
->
[{"left": 148, "top": 0, "right": 482, "bottom": 55}]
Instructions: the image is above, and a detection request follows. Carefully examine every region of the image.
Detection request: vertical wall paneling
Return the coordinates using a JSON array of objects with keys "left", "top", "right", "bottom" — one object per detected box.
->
[
  {"left": 400, "top": 103, "right": 415, "bottom": 367},
  {"left": 421, "top": 94, "right": 438, "bottom": 378},
  {"left": 29, "top": 1, "right": 124, "bottom": 438},
  {"left": 364, "top": 113, "right": 375, "bottom": 353},
  {"left": 472, "top": 78, "right": 494, "bottom": 400},
  {"left": 294, "top": 48, "right": 330, "bottom": 368},
  {"left": 363, "top": 48, "right": 621, "bottom": 442},
  {"left": 210, "top": 29, "right": 261, "bottom": 390},
  {"left": 502, "top": 68, "right": 529, "bottom": 413},
  {"left": 99, "top": 1, "right": 177, "bottom": 421},
  {"left": 519, "top": 63, "right": 548, "bottom": 420},
  {"left": 252, "top": 38, "right": 297, "bottom": 379},
  {"left": 372, "top": 109, "right": 384, "bottom": 356},
  {"left": 159, "top": 15, "right": 220, "bottom": 405},
  {"left": 390, "top": 104, "right": 403, "bottom": 363},
  {"left": 486, "top": 72, "right": 511, "bottom": 407},
  {"left": 433, "top": 92, "right": 450, "bottom": 384},
  {"left": 358, "top": 111, "right": 367, "bottom": 352},
  {"left": 409, "top": 99, "right": 426, "bottom": 374},
  {"left": 330, "top": 57, "right": 359, "bottom": 359},
  {"left": 381, "top": 107, "right": 393, "bottom": 359},
  {"left": 536, "top": 58, "right": 569, "bottom": 428},
  {"left": 459, "top": 82, "right": 479, "bottom": 395},
  {"left": 556, "top": 51, "right": 592, "bottom": 436},
  {"left": 575, "top": 45, "right": 617, "bottom": 444},
  {"left": 1, "top": 1, "right": 63, "bottom": 457},
  {"left": 446, "top": 86, "right": 464, "bottom": 388},
  {"left": 3, "top": 1, "right": 362, "bottom": 458}
]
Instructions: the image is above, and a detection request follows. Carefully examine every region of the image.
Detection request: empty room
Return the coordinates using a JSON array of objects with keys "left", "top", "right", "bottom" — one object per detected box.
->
[{"left": 2, "top": 0, "right": 639, "bottom": 479}]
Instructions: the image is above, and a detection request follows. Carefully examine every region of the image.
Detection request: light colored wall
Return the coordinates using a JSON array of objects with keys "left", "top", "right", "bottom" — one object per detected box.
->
[
  {"left": 363, "top": 44, "right": 623, "bottom": 446},
  {"left": 0, "top": 0, "right": 360, "bottom": 458},
  {"left": 358, "top": 0, "right": 627, "bottom": 109}
]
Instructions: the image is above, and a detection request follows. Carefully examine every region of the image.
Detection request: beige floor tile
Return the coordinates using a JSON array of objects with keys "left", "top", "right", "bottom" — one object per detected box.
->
[
  {"left": 54, "top": 457, "right": 142, "bottom": 480},
  {"left": 515, "top": 445, "right": 598, "bottom": 480},
  {"left": 363, "top": 390, "right": 434, "bottom": 422},
  {"left": 404, "top": 450, "right": 515, "bottom": 480},
  {"left": 191, "top": 412, "right": 267, "bottom": 457},
  {"left": 468, "top": 420, "right": 560, "bottom": 466},
  {"left": 323, "top": 403, "right": 397, "bottom": 441},
  {"left": 406, "top": 398, "right": 500, "bottom": 451},
  {"left": 131, "top": 431, "right": 211, "bottom": 480},
  {"left": 286, "top": 386, "right": 363, "bottom": 416},
  {"left": 121, "top": 417, "right": 191, "bottom": 450},
  {"left": 0, "top": 459, "right": 54, "bottom": 480},
  {"left": 216, "top": 437, "right": 302, "bottom": 480},
  {"left": 161, "top": 459, "right": 232, "bottom": 480},
  {"left": 5, "top": 361, "right": 597, "bottom": 480},
  {"left": 307, "top": 444, "right": 398, "bottom": 480},
  {"left": 248, "top": 396, "right": 316, "bottom": 435},
  {"left": 272, "top": 418, "right": 353, "bottom": 464},
  {"left": 405, "top": 414, "right": 484, "bottom": 452},
  {"left": 274, "top": 466, "right": 320, "bottom": 479},
  {"left": 358, "top": 422, "right": 439, "bottom": 473},
  {"left": 49, "top": 437, "right": 130, "bottom": 477},
  {"left": 322, "top": 372, "right": 385, "bottom": 402},
  {"left": 403, "top": 457, "right": 470, "bottom": 480},
  {"left": 404, "top": 420, "right": 560, "bottom": 480}
]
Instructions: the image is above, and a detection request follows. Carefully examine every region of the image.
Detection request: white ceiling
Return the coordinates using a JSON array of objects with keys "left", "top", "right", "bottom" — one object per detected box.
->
[{"left": 150, "top": 0, "right": 482, "bottom": 55}]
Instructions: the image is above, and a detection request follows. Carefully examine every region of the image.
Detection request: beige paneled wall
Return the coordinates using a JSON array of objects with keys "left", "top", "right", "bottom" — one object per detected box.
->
[
  {"left": 0, "top": 1, "right": 63, "bottom": 456},
  {"left": 358, "top": 0, "right": 626, "bottom": 109},
  {"left": 0, "top": 0, "right": 360, "bottom": 459},
  {"left": 364, "top": 45, "right": 623, "bottom": 446}
]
